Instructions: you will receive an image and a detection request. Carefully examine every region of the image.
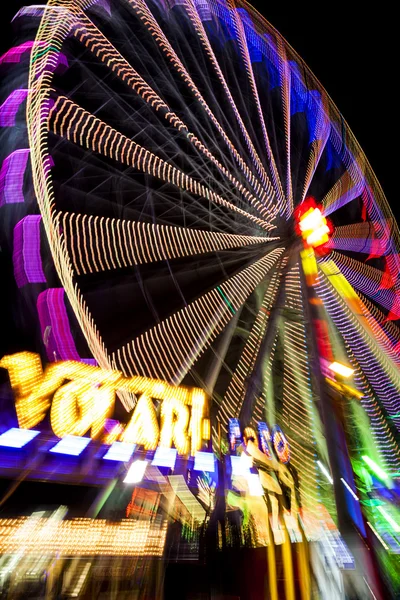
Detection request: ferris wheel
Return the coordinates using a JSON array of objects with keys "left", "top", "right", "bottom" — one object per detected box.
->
[{"left": 1, "top": 0, "right": 400, "bottom": 560}]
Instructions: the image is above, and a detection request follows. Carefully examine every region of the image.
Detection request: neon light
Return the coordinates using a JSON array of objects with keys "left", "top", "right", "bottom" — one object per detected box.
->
[
  {"left": 0, "top": 149, "right": 30, "bottom": 206},
  {"left": 367, "top": 522, "right": 389, "bottom": 550},
  {"left": 0, "top": 89, "right": 28, "bottom": 127},
  {"left": 0, "top": 428, "right": 40, "bottom": 448},
  {"left": 152, "top": 446, "right": 177, "bottom": 469},
  {"left": 49, "top": 435, "right": 91, "bottom": 456},
  {"left": 377, "top": 506, "right": 400, "bottom": 533},
  {"left": 13, "top": 216, "right": 46, "bottom": 287},
  {"left": 193, "top": 451, "right": 215, "bottom": 473},
  {"left": 317, "top": 460, "right": 334, "bottom": 484},
  {"left": 362, "top": 455, "right": 389, "bottom": 481},
  {"left": 124, "top": 459, "right": 148, "bottom": 484},
  {"left": 328, "top": 362, "right": 354, "bottom": 379},
  {"left": 102, "top": 441, "right": 135, "bottom": 462},
  {"left": 272, "top": 426, "right": 290, "bottom": 464},
  {"left": 340, "top": 478, "right": 359, "bottom": 501}
]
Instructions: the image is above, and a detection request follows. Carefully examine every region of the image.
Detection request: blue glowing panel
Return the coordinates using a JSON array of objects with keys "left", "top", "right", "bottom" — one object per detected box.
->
[
  {"left": 194, "top": 451, "right": 215, "bottom": 473},
  {"left": 152, "top": 447, "right": 177, "bottom": 469},
  {"left": 0, "top": 427, "right": 40, "bottom": 448},
  {"left": 49, "top": 435, "right": 91, "bottom": 456},
  {"left": 103, "top": 441, "right": 135, "bottom": 462}
]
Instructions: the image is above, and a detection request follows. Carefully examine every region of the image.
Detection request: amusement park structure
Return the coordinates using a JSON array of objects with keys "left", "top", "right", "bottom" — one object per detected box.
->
[{"left": 1, "top": 0, "right": 400, "bottom": 598}]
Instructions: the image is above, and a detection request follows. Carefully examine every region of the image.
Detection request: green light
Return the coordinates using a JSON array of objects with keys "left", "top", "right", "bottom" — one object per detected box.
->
[
  {"left": 362, "top": 455, "right": 389, "bottom": 481},
  {"left": 216, "top": 286, "right": 236, "bottom": 315},
  {"left": 378, "top": 506, "right": 400, "bottom": 533}
]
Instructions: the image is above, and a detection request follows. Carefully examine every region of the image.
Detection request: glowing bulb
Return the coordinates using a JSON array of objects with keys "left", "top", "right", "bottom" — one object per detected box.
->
[{"left": 328, "top": 362, "right": 354, "bottom": 379}]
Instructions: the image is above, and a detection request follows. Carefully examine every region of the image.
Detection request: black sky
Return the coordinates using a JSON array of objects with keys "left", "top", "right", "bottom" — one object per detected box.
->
[{"left": 0, "top": 1, "right": 397, "bottom": 216}]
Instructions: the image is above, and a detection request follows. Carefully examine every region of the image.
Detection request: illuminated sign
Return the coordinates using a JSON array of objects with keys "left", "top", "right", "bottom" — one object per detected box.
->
[{"left": 0, "top": 352, "right": 209, "bottom": 456}]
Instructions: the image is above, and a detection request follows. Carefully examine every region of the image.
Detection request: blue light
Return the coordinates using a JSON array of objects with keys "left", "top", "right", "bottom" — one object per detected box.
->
[
  {"left": 193, "top": 451, "right": 215, "bottom": 473},
  {"left": 0, "top": 427, "right": 40, "bottom": 448},
  {"left": 49, "top": 435, "right": 91, "bottom": 456},
  {"left": 103, "top": 441, "right": 135, "bottom": 462},
  {"left": 152, "top": 447, "right": 177, "bottom": 469}
]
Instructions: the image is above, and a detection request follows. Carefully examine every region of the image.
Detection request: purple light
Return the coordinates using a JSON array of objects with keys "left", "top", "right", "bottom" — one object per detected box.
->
[
  {"left": 37, "top": 288, "right": 81, "bottom": 362},
  {"left": 0, "top": 428, "right": 40, "bottom": 448},
  {"left": 152, "top": 447, "right": 177, "bottom": 469},
  {"left": 0, "top": 149, "right": 30, "bottom": 206},
  {"left": 13, "top": 215, "right": 46, "bottom": 287},
  {"left": 103, "top": 441, "right": 135, "bottom": 462},
  {"left": 49, "top": 435, "right": 91, "bottom": 456},
  {"left": 193, "top": 451, "right": 215, "bottom": 472},
  {"left": 0, "top": 41, "right": 36, "bottom": 64},
  {"left": 0, "top": 89, "right": 29, "bottom": 127}
]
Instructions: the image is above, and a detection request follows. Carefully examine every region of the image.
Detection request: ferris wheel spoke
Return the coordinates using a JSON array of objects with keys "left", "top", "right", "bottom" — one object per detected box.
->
[
  {"left": 125, "top": 0, "right": 280, "bottom": 217},
  {"left": 60, "top": 210, "right": 276, "bottom": 275},
  {"left": 215, "top": 254, "right": 286, "bottom": 431},
  {"left": 326, "top": 222, "right": 387, "bottom": 255},
  {"left": 111, "top": 247, "right": 284, "bottom": 383},
  {"left": 279, "top": 263, "right": 320, "bottom": 514},
  {"left": 318, "top": 261, "right": 400, "bottom": 423},
  {"left": 322, "top": 162, "right": 365, "bottom": 217},
  {"left": 301, "top": 93, "right": 330, "bottom": 202},
  {"left": 316, "top": 266, "right": 400, "bottom": 447},
  {"left": 71, "top": 15, "right": 273, "bottom": 219},
  {"left": 328, "top": 251, "right": 400, "bottom": 316},
  {"left": 183, "top": 0, "right": 285, "bottom": 212},
  {"left": 48, "top": 95, "right": 274, "bottom": 231}
]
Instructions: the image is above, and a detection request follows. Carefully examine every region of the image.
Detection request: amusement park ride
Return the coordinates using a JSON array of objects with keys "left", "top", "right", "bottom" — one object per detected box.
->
[{"left": 1, "top": 0, "right": 400, "bottom": 598}]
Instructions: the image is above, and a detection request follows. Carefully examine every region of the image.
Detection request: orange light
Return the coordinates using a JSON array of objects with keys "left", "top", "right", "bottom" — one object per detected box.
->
[{"left": 295, "top": 198, "right": 333, "bottom": 250}]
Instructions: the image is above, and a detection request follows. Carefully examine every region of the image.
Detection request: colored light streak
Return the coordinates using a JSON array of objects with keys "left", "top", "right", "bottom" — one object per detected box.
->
[
  {"left": 123, "top": 459, "right": 148, "bottom": 484},
  {"left": 151, "top": 446, "right": 177, "bottom": 469},
  {"left": 377, "top": 506, "right": 400, "bottom": 533},
  {"left": 0, "top": 428, "right": 40, "bottom": 449},
  {"left": 230, "top": 454, "right": 252, "bottom": 476},
  {"left": 340, "top": 478, "right": 359, "bottom": 501},
  {"left": 362, "top": 456, "right": 389, "bottom": 481},
  {"left": 328, "top": 361, "right": 354, "bottom": 379},
  {"left": 193, "top": 451, "right": 215, "bottom": 473},
  {"left": 367, "top": 521, "right": 389, "bottom": 550},
  {"left": 247, "top": 473, "right": 264, "bottom": 496},
  {"left": 317, "top": 460, "right": 334, "bottom": 484},
  {"left": 0, "top": 517, "right": 167, "bottom": 557},
  {"left": 102, "top": 441, "right": 135, "bottom": 462},
  {"left": 49, "top": 435, "right": 91, "bottom": 456}
]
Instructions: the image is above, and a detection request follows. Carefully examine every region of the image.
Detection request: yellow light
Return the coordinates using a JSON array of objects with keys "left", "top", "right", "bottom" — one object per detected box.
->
[
  {"left": 121, "top": 394, "right": 159, "bottom": 450},
  {"left": 1, "top": 353, "right": 209, "bottom": 453},
  {"left": 328, "top": 362, "right": 354, "bottom": 379},
  {"left": 159, "top": 398, "right": 190, "bottom": 455}
]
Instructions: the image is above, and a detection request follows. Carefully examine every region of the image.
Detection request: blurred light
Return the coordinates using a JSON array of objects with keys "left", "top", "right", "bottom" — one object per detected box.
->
[
  {"left": 230, "top": 453, "right": 252, "bottom": 476},
  {"left": 317, "top": 460, "right": 334, "bottom": 484},
  {"left": 0, "top": 427, "right": 40, "bottom": 448},
  {"left": 328, "top": 361, "right": 354, "bottom": 378},
  {"left": 49, "top": 435, "right": 91, "bottom": 456},
  {"left": 377, "top": 506, "right": 400, "bottom": 533},
  {"left": 362, "top": 455, "right": 389, "bottom": 481},
  {"left": 367, "top": 521, "right": 389, "bottom": 550},
  {"left": 152, "top": 446, "right": 177, "bottom": 469},
  {"left": 341, "top": 478, "right": 359, "bottom": 501},
  {"left": 247, "top": 473, "right": 264, "bottom": 496},
  {"left": 124, "top": 459, "right": 148, "bottom": 483},
  {"left": 102, "top": 441, "right": 135, "bottom": 462},
  {"left": 193, "top": 451, "right": 215, "bottom": 472}
]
